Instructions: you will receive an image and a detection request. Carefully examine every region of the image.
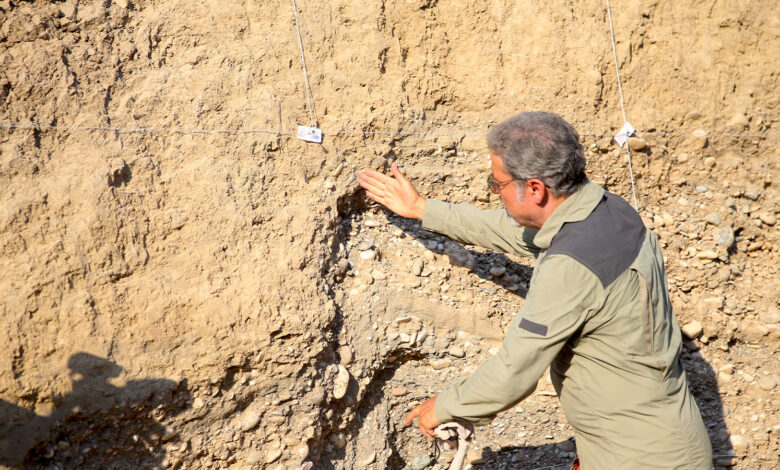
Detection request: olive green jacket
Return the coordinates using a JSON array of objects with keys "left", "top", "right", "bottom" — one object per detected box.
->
[{"left": 422, "top": 181, "right": 713, "bottom": 469}]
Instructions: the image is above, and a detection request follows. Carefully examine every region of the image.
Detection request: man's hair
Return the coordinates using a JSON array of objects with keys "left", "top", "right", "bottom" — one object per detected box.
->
[{"left": 487, "top": 112, "right": 587, "bottom": 196}]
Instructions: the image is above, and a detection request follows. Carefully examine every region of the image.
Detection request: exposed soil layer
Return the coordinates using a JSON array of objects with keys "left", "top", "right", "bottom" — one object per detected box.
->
[{"left": 0, "top": 0, "right": 778, "bottom": 469}]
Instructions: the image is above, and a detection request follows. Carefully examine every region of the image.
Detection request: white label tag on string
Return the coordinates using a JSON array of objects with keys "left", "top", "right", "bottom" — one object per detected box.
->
[
  {"left": 614, "top": 122, "right": 635, "bottom": 148},
  {"left": 297, "top": 125, "right": 322, "bottom": 143}
]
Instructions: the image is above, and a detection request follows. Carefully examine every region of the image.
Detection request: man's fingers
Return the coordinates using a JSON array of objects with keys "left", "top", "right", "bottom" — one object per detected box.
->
[
  {"left": 403, "top": 406, "right": 420, "bottom": 426},
  {"left": 361, "top": 169, "right": 396, "bottom": 186},
  {"left": 389, "top": 162, "right": 406, "bottom": 181}
]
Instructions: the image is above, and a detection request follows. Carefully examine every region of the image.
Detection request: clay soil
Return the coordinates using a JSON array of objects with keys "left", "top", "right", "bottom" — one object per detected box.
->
[{"left": 0, "top": 0, "right": 778, "bottom": 469}]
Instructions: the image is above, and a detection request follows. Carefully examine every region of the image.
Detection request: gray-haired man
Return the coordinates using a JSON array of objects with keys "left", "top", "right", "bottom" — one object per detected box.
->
[{"left": 359, "top": 112, "right": 713, "bottom": 469}]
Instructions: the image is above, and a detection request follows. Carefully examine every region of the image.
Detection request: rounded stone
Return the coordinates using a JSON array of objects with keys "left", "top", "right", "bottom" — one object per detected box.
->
[
  {"left": 682, "top": 321, "right": 703, "bottom": 339},
  {"left": 333, "top": 365, "right": 350, "bottom": 399},
  {"left": 757, "top": 377, "right": 776, "bottom": 391}
]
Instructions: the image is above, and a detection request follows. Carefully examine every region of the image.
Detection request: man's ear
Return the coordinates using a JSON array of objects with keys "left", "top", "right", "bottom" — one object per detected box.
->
[{"left": 527, "top": 179, "right": 547, "bottom": 204}]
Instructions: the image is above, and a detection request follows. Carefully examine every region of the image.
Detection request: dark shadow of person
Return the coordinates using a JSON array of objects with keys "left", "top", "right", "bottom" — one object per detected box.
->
[
  {"left": 0, "top": 352, "right": 190, "bottom": 468},
  {"left": 680, "top": 344, "right": 735, "bottom": 467}
]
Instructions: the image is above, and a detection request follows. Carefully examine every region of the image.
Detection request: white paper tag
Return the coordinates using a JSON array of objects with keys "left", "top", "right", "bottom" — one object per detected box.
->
[
  {"left": 297, "top": 125, "right": 322, "bottom": 143},
  {"left": 614, "top": 122, "right": 635, "bottom": 148}
]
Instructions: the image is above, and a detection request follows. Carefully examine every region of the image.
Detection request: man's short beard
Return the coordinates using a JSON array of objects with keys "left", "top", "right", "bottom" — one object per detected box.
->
[{"left": 502, "top": 183, "right": 525, "bottom": 227}]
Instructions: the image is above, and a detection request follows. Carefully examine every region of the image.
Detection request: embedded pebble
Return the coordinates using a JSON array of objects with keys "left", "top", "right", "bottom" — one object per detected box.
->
[
  {"left": 730, "top": 435, "right": 749, "bottom": 453},
  {"left": 239, "top": 410, "right": 261, "bottom": 432},
  {"left": 371, "top": 269, "right": 387, "bottom": 281},
  {"left": 696, "top": 250, "right": 719, "bottom": 260},
  {"left": 390, "top": 387, "right": 408, "bottom": 397},
  {"left": 489, "top": 265, "right": 507, "bottom": 277},
  {"left": 448, "top": 346, "right": 466, "bottom": 358},
  {"left": 333, "top": 365, "right": 350, "bottom": 399},
  {"left": 338, "top": 345, "right": 353, "bottom": 365},
  {"left": 266, "top": 446, "right": 282, "bottom": 464},
  {"left": 682, "top": 321, "right": 703, "bottom": 339},
  {"left": 410, "top": 454, "right": 433, "bottom": 470},
  {"left": 246, "top": 450, "right": 263, "bottom": 464},
  {"left": 330, "top": 432, "right": 347, "bottom": 449},
  {"left": 364, "top": 218, "right": 381, "bottom": 227},
  {"left": 357, "top": 238, "right": 375, "bottom": 251},
  {"left": 757, "top": 377, "right": 776, "bottom": 391},
  {"left": 360, "top": 250, "right": 376, "bottom": 260},
  {"left": 627, "top": 136, "right": 648, "bottom": 151},
  {"left": 705, "top": 213, "right": 721, "bottom": 225},
  {"left": 359, "top": 452, "right": 377, "bottom": 466},
  {"left": 695, "top": 185, "right": 709, "bottom": 194},
  {"left": 758, "top": 212, "right": 777, "bottom": 226},
  {"left": 743, "top": 184, "right": 760, "bottom": 201},
  {"left": 412, "top": 258, "right": 425, "bottom": 276},
  {"left": 430, "top": 358, "right": 453, "bottom": 370},
  {"left": 716, "top": 227, "right": 735, "bottom": 247}
]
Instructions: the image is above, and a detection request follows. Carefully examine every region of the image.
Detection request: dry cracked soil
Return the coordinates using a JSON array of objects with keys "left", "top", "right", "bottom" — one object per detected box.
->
[{"left": 0, "top": 0, "right": 778, "bottom": 469}]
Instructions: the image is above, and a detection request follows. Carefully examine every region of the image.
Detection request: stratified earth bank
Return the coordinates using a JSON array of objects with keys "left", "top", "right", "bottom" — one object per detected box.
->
[{"left": 1, "top": 0, "right": 777, "bottom": 469}]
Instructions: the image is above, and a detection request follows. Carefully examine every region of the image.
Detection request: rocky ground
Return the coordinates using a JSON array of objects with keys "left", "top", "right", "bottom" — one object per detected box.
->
[{"left": 1, "top": 0, "right": 778, "bottom": 469}]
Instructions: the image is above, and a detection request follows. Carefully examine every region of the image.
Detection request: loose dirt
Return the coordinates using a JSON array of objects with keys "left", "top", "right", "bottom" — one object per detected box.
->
[{"left": 0, "top": 0, "right": 777, "bottom": 469}]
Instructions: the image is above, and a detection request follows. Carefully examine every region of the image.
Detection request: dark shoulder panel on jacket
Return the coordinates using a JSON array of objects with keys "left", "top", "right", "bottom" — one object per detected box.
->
[{"left": 546, "top": 192, "right": 646, "bottom": 288}]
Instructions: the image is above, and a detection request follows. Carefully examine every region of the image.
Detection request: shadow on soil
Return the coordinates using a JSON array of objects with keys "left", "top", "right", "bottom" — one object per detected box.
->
[{"left": 0, "top": 352, "right": 191, "bottom": 469}]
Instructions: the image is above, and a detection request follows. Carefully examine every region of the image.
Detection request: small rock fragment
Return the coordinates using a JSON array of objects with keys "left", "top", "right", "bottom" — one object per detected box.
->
[
  {"left": 246, "top": 450, "right": 263, "bottom": 464},
  {"left": 627, "top": 136, "right": 648, "bottom": 151},
  {"left": 696, "top": 250, "right": 719, "bottom": 260},
  {"left": 359, "top": 452, "right": 377, "bottom": 466},
  {"left": 704, "top": 213, "right": 721, "bottom": 225},
  {"left": 757, "top": 377, "right": 776, "bottom": 391},
  {"left": 330, "top": 432, "right": 347, "bottom": 449},
  {"left": 338, "top": 345, "right": 353, "bottom": 365},
  {"left": 448, "top": 346, "right": 466, "bottom": 358},
  {"left": 357, "top": 238, "right": 374, "bottom": 251},
  {"left": 741, "top": 320, "right": 769, "bottom": 343},
  {"left": 410, "top": 454, "right": 432, "bottom": 470},
  {"left": 360, "top": 250, "right": 376, "bottom": 260},
  {"left": 371, "top": 269, "right": 387, "bottom": 281},
  {"left": 730, "top": 435, "right": 748, "bottom": 453},
  {"left": 489, "top": 265, "right": 507, "bottom": 277},
  {"left": 239, "top": 410, "right": 261, "bottom": 432},
  {"left": 265, "top": 446, "right": 282, "bottom": 464},
  {"left": 682, "top": 321, "right": 703, "bottom": 339},
  {"left": 716, "top": 227, "right": 735, "bottom": 247},
  {"left": 758, "top": 212, "right": 776, "bottom": 226},
  {"left": 743, "top": 184, "right": 760, "bottom": 201},
  {"left": 412, "top": 258, "right": 425, "bottom": 276},
  {"left": 726, "top": 113, "right": 749, "bottom": 129},
  {"left": 430, "top": 358, "right": 453, "bottom": 370},
  {"left": 333, "top": 365, "right": 350, "bottom": 399}
]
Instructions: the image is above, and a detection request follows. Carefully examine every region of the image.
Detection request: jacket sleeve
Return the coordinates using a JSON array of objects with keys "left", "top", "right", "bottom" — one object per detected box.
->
[
  {"left": 434, "top": 255, "right": 603, "bottom": 424},
  {"left": 421, "top": 199, "right": 540, "bottom": 258}
]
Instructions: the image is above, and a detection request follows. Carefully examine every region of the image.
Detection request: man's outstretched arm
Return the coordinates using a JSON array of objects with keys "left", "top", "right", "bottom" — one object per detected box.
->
[{"left": 360, "top": 163, "right": 540, "bottom": 257}]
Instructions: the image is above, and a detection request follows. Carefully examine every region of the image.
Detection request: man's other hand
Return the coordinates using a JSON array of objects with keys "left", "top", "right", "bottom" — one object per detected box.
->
[
  {"left": 359, "top": 162, "right": 426, "bottom": 220},
  {"left": 403, "top": 396, "right": 442, "bottom": 439}
]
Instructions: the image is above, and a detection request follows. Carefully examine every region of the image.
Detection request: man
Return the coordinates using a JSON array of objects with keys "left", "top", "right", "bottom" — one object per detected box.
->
[{"left": 359, "top": 112, "right": 713, "bottom": 469}]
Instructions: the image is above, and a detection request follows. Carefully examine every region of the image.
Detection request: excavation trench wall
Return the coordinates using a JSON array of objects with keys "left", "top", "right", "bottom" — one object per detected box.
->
[{"left": 0, "top": 0, "right": 778, "bottom": 468}]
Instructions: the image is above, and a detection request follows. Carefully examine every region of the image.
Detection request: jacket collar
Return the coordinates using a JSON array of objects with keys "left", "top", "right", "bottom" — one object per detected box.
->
[{"left": 532, "top": 181, "right": 605, "bottom": 249}]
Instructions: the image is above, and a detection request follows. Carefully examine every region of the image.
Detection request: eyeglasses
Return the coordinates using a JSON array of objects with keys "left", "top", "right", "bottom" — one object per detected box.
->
[{"left": 487, "top": 174, "right": 514, "bottom": 194}]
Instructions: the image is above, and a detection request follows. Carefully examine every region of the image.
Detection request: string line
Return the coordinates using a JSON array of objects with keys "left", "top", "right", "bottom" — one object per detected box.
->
[
  {"left": 291, "top": 0, "right": 315, "bottom": 127},
  {"left": 606, "top": 0, "right": 638, "bottom": 209},
  {"left": 2, "top": 123, "right": 776, "bottom": 140}
]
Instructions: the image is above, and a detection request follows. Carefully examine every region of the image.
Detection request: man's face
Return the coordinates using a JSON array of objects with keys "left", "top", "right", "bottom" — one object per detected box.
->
[{"left": 490, "top": 153, "right": 537, "bottom": 228}]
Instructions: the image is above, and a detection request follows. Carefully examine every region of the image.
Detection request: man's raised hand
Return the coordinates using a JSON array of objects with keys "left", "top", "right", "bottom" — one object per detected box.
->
[{"left": 359, "top": 162, "right": 426, "bottom": 220}]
